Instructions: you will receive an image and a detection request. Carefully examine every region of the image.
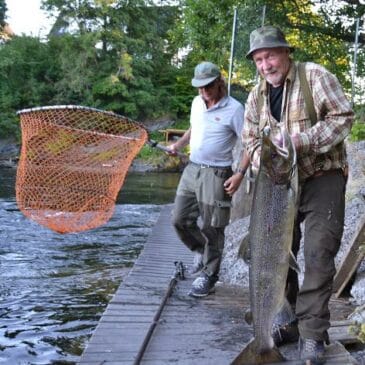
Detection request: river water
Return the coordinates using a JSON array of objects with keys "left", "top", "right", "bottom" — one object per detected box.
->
[{"left": 0, "top": 168, "right": 180, "bottom": 365}]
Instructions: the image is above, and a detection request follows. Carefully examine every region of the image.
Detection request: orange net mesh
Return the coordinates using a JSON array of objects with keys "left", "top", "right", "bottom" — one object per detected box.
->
[{"left": 16, "top": 105, "right": 148, "bottom": 234}]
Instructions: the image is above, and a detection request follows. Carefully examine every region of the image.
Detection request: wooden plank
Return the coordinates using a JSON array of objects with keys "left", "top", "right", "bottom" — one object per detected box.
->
[
  {"left": 333, "top": 213, "right": 365, "bottom": 297},
  {"left": 158, "top": 128, "right": 186, "bottom": 143},
  {"left": 80, "top": 205, "right": 360, "bottom": 365},
  {"left": 322, "top": 341, "right": 359, "bottom": 364},
  {"left": 329, "top": 326, "right": 359, "bottom": 344}
]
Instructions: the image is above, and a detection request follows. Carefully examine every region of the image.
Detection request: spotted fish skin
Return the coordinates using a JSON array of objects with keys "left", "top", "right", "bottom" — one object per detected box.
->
[{"left": 231, "top": 126, "right": 298, "bottom": 365}]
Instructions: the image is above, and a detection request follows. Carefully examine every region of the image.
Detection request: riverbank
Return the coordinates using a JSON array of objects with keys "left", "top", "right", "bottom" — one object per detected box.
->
[
  {"left": 0, "top": 138, "right": 186, "bottom": 172},
  {"left": 129, "top": 154, "right": 187, "bottom": 173},
  {"left": 0, "top": 138, "right": 19, "bottom": 168}
]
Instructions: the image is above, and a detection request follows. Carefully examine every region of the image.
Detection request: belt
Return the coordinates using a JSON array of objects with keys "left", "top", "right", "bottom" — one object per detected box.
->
[
  {"left": 189, "top": 161, "right": 231, "bottom": 169},
  {"left": 306, "top": 168, "right": 344, "bottom": 182}
]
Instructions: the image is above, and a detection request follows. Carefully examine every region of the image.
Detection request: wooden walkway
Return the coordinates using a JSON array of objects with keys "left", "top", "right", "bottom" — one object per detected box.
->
[{"left": 79, "top": 205, "right": 360, "bottom": 365}]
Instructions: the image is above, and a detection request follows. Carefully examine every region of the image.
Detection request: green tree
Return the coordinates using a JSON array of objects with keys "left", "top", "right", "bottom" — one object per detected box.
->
[
  {"left": 260, "top": 0, "right": 363, "bottom": 88},
  {"left": 0, "top": 0, "right": 6, "bottom": 27},
  {"left": 48, "top": 32, "right": 98, "bottom": 105},
  {"left": 169, "top": 0, "right": 238, "bottom": 72},
  {"left": 171, "top": 0, "right": 362, "bottom": 102},
  {"left": 42, "top": 0, "right": 185, "bottom": 121},
  {"left": 0, "top": 36, "right": 58, "bottom": 137},
  {"left": 0, "top": 0, "right": 10, "bottom": 42},
  {"left": 2, "top": 0, "right": 362, "bottom": 142}
]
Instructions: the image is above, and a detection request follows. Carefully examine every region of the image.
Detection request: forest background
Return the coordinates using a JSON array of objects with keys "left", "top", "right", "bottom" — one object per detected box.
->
[{"left": 0, "top": 0, "right": 364, "bottom": 146}]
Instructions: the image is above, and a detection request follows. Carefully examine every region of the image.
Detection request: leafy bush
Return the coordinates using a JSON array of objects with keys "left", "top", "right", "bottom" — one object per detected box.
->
[
  {"left": 137, "top": 144, "right": 164, "bottom": 160},
  {"left": 349, "top": 321, "right": 365, "bottom": 343},
  {"left": 171, "top": 118, "right": 190, "bottom": 130},
  {"left": 0, "top": 113, "right": 20, "bottom": 140},
  {"left": 350, "top": 122, "right": 365, "bottom": 142},
  {"left": 136, "top": 118, "right": 189, "bottom": 162}
]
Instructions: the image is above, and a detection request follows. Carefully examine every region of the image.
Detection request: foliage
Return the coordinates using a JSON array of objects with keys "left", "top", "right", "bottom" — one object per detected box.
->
[
  {"left": 136, "top": 118, "right": 190, "bottom": 162},
  {"left": 40, "top": 0, "right": 185, "bottom": 121},
  {"left": 225, "top": 0, "right": 355, "bottom": 93},
  {"left": 170, "top": 0, "right": 237, "bottom": 69},
  {"left": 137, "top": 144, "right": 164, "bottom": 160},
  {"left": 350, "top": 121, "right": 365, "bottom": 142},
  {"left": 49, "top": 33, "right": 98, "bottom": 105},
  {"left": 0, "top": 0, "right": 6, "bottom": 27},
  {"left": 349, "top": 321, "right": 365, "bottom": 343},
  {"left": 169, "top": 0, "right": 361, "bottom": 103},
  {"left": 170, "top": 118, "right": 190, "bottom": 131},
  {"left": 0, "top": 36, "right": 59, "bottom": 138},
  {"left": 354, "top": 104, "right": 365, "bottom": 123},
  {"left": 0, "top": 112, "right": 19, "bottom": 139},
  {"left": 265, "top": 0, "right": 354, "bottom": 89},
  {"left": 0, "top": 0, "right": 364, "bottom": 141},
  {"left": 314, "top": 0, "right": 365, "bottom": 77},
  {"left": 349, "top": 104, "right": 365, "bottom": 141}
]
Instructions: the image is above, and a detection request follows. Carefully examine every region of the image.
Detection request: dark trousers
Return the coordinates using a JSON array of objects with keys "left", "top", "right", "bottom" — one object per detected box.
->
[
  {"left": 286, "top": 170, "right": 346, "bottom": 341},
  {"left": 172, "top": 163, "right": 232, "bottom": 278}
]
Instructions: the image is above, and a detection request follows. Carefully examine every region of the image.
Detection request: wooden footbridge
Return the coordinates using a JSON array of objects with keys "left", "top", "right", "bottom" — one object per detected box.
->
[{"left": 79, "top": 205, "right": 360, "bottom": 365}]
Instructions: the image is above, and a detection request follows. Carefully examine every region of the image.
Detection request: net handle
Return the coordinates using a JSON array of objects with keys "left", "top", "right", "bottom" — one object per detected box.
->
[{"left": 17, "top": 104, "right": 187, "bottom": 158}]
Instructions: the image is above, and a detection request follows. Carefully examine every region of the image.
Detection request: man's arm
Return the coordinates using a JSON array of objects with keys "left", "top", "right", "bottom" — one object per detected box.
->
[
  {"left": 223, "top": 148, "right": 250, "bottom": 196},
  {"left": 166, "top": 128, "right": 191, "bottom": 155}
]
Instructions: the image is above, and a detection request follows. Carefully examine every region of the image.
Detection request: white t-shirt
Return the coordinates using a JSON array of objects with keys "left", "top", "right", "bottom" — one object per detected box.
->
[{"left": 189, "top": 95, "right": 244, "bottom": 166}]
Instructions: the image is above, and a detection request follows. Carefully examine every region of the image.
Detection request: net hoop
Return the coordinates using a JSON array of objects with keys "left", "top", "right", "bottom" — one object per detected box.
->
[{"left": 17, "top": 104, "right": 134, "bottom": 119}]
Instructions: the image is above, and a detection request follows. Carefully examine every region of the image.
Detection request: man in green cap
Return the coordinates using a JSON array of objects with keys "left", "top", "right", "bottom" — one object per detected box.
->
[
  {"left": 167, "top": 61, "right": 249, "bottom": 298},
  {"left": 238, "top": 25, "right": 353, "bottom": 364}
]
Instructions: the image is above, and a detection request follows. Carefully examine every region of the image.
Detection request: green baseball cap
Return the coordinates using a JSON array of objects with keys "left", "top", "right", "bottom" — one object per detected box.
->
[
  {"left": 246, "top": 26, "right": 294, "bottom": 59},
  {"left": 191, "top": 62, "right": 221, "bottom": 88}
]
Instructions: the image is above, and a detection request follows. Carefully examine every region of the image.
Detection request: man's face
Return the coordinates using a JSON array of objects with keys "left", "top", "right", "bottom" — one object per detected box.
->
[
  {"left": 252, "top": 47, "right": 291, "bottom": 87},
  {"left": 198, "top": 79, "right": 220, "bottom": 103}
]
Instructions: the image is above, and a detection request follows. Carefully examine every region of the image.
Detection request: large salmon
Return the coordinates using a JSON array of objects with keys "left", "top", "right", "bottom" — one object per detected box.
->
[{"left": 232, "top": 126, "right": 298, "bottom": 365}]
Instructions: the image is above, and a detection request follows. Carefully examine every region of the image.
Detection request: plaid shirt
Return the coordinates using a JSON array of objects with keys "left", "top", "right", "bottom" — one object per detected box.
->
[{"left": 243, "top": 61, "right": 354, "bottom": 182}]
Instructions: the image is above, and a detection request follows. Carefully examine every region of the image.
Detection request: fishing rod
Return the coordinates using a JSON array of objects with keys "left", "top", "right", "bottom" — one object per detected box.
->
[{"left": 133, "top": 261, "right": 185, "bottom": 365}]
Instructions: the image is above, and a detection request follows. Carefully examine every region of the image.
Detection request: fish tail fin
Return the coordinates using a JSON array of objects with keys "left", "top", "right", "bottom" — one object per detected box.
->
[{"left": 231, "top": 339, "right": 285, "bottom": 365}]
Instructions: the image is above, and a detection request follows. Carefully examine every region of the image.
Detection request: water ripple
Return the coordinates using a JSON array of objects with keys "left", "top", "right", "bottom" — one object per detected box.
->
[{"left": 0, "top": 198, "right": 162, "bottom": 364}]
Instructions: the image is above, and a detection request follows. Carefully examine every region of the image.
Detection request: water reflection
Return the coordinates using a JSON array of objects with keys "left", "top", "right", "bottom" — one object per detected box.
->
[
  {"left": 118, "top": 172, "right": 181, "bottom": 204},
  {"left": 0, "top": 168, "right": 180, "bottom": 364},
  {"left": 0, "top": 169, "right": 181, "bottom": 204}
]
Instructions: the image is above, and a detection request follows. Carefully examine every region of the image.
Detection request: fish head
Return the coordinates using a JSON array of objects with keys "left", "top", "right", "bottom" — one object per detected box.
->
[{"left": 260, "top": 126, "right": 296, "bottom": 184}]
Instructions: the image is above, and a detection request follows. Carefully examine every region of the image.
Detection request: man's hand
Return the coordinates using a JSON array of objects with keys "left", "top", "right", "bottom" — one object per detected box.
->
[
  {"left": 165, "top": 128, "right": 191, "bottom": 157},
  {"left": 165, "top": 143, "right": 179, "bottom": 156},
  {"left": 224, "top": 173, "right": 244, "bottom": 196}
]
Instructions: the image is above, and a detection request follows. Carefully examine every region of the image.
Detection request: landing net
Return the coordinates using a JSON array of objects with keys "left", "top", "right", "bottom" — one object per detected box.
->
[{"left": 16, "top": 105, "right": 148, "bottom": 234}]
